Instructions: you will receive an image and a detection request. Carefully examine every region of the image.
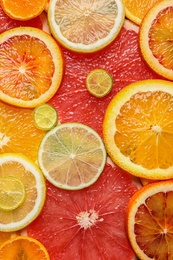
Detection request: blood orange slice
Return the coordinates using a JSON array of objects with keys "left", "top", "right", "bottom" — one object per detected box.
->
[
  {"left": 27, "top": 163, "right": 138, "bottom": 259},
  {"left": 49, "top": 22, "right": 162, "bottom": 137}
]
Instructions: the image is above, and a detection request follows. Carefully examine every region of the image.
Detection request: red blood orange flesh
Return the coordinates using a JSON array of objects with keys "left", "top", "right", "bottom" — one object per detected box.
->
[
  {"left": 27, "top": 163, "right": 138, "bottom": 260},
  {"left": 49, "top": 23, "right": 162, "bottom": 137}
]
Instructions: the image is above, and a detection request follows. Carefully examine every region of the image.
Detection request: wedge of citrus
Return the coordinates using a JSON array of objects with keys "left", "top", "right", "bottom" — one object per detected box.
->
[
  {"left": 126, "top": 180, "right": 173, "bottom": 260},
  {"left": 0, "top": 27, "right": 63, "bottom": 108},
  {"left": 140, "top": 0, "right": 173, "bottom": 81},
  {"left": 48, "top": 0, "right": 125, "bottom": 53},
  {"left": 0, "top": 236, "right": 50, "bottom": 259},
  {"left": 0, "top": 100, "right": 45, "bottom": 162},
  {"left": 27, "top": 163, "right": 138, "bottom": 260},
  {"left": 0, "top": 153, "right": 46, "bottom": 232},
  {"left": 86, "top": 69, "right": 113, "bottom": 98},
  {"left": 1, "top": 0, "right": 47, "bottom": 20},
  {"left": 38, "top": 122, "right": 107, "bottom": 190},
  {"left": 103, "top": 79, "right": 173, "bottom": 180},
  {"left": 123, "top": 0, "right": 160, "bottom": 25}
]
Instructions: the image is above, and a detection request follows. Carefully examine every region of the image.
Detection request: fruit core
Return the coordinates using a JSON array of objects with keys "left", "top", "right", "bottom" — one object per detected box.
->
[
  {"left": 0, "top": 133, "right": 9, "bottom": 148},
  {"left": 76, "top": 209, "right": 103, "bottom": 230}
]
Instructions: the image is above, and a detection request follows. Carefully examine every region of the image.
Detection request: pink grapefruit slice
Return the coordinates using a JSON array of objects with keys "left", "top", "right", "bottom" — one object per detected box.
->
[
  {"left": 49, "top": 21, "right": 162, "bottom": 137},
  {"left": 27, "top": 163, "right": 138, "bottom": 259}
]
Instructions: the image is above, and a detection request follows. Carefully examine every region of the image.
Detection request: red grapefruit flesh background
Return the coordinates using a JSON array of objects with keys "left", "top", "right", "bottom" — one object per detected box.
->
[
  {"left": 27, "top": 163, "right": 138, "bottom": 260},
  {"left": 49, "top": 23, "right": 162, "bottom": 138}
]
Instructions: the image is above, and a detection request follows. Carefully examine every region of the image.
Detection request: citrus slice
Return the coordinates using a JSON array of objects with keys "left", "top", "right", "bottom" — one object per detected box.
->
[
  {"left": 0, "top": 153, "right": 46, "bottom": 232},
  {"left": 38, "top": 122, "right": 107, "bottom": 190},
  {"left": 1, "top": 0, "right": 47, "bottom": 20},
  {"left": 103, "top": 79, "right": 173, "bottom": 180},
  {"left": 27, "top": 163, "right": 138, "bottom": 260},
  {"left": 0, "top": 236, "right": 50, "bottom": 259},
  {"left": 0, "top": 176, "right": 25, "bottom": 211},
  {"left": 48, "top": 0, "right": 125, "bottom": 53},
  {"left": 0, "top": 27, "right": 63, "bottom": 108},
  {"left": 33, "top": 104, "right": 58, "bottom": 131},
  {"left": 123, "top": 0, "right": 160, "bottom": 25},
  {"left": 126, "top": 180, "right": 173, "bottom": 260},
  {"left": 86, "top": 69, "right": 113, "bottom": 98},
  {"left": 140, "top": 0, "right": 173, "bottom": 81},
  {"left": 0, "top": 100, "right": 45, "bottom": 162}
]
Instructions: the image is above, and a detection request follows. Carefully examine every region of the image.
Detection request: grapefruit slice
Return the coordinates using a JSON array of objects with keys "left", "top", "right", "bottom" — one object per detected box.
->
[
  {"left": 27, "top": 163, "right": 138, "bottom": 259},
  {"left": 49, "top": 22, "right": 162, "bottom": 137}
]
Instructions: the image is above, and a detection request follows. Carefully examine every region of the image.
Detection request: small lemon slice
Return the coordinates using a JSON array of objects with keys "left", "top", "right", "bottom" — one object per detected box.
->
[
  {"left": 86, "top": 69, "right": 113, "bottom": 98},
  {"left": 34, "top": 104, "right": 58, "bottom": 131},
  {"left": 0, "top": 176, "right": 25, "bottom": 211}
]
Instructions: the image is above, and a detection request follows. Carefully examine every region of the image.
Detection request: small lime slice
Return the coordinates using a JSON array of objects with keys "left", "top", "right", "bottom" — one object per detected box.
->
[
  {"left": 0, "top": 176, "right": 26, "bottom": 211},
  {"left": 38, "top": 122, "right": 107, "bottom": 190},
  {"left": 86, "top": 69, "right": 113, "bottom": 98},
  {"left": 33, "top": 104, "right": 58, "bottom": 131}
]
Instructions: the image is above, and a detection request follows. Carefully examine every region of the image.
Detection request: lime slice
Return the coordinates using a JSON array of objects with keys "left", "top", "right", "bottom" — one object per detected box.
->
[
  {"left": 38, "top": 122, "right": 107, "bottom": 190},
  {"left": 33, "top": 104, "right": 58, "bottom": 131},
  {"left": 0, "top": 176, "right": 26, "bottom": 211},
  {"left": 86, "top": 69, "right": 113, "bottom": 98}
]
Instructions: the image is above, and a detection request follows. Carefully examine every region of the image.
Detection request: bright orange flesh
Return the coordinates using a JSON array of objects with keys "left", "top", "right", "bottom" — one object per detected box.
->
[
  {"left": 0, "top": 100, "right": 44, "bottom": 162},
  {"left": 127, "top": 181, "right": 173, "bottom": 259},
  {"left": 0, "top": 236, "right": 50, "bottom": 259},
  {"left": 1, "top": 0, "right": 47, "bottom": 20}
]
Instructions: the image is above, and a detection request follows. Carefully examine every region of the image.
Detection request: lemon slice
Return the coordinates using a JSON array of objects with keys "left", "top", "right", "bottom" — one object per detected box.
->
[
  {"left": 86, "top": 69, "right": 113, "bottom": 98},
  {"left": 0, "top": 176, "right": 25, "bottom": 211},
  {"left": 34, "top": 104, "right": 58, "bottom": 131},
  {"left": 48, "top": 0, "right": 125, "bottom": 53},
  {"left": 0, "top": 153, "right": 46, "bottom": 232},
  {"left": 38, "top": 122, "right": 107, "bottom": 190}
]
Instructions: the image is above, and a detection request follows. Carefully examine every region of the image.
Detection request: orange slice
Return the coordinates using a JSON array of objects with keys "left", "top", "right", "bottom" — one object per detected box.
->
[
  {"left": 0, "top": 27, "right": 63, "bottom": 108},
  {"left": 140, "top": 0, "right": 173, "bottom": 81},
  {"left": 0, "top": 153, "right": 46, "bottom": 232},
  {"left": 126, "top": 180, "right": 173, "bottom": 260},
  {"left": 0, "top": 236, "right": 50, "bottom": 259},
  {"left": 103, "top": 79, "right": 173, "bottom": 180},
  {"left": 0, "top": 100, "right": 45, "bottom": 162},
  {"left": 48, "top": 0, "right": 125, "bottom": 53},
  {"left": 123, "top": 0, "right": 160, "bottom": 25},
  {"left": 1, "top": 0, "right": 47, "bottom": 20}
]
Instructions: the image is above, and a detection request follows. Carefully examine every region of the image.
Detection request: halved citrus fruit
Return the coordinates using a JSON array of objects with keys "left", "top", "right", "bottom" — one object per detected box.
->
[
  {"left": 33, "top": 104, "right": 58, "bottom": 131},
  {"left": 86, "top": 69, "right": 113, "bottom": 98},
  {"left": 48, "top": 0, "right": 125, "bottom": 53},
  {"left": 0, "top": 100, "right": 45, "bottom": 162},
  {"left": 123, "top": 0, "right": 160, "bottom": 25},
  {"left": 1, "top": 0, "right": 47, "bottom": 20},
  {"left": 27, "top": 163, "right": 138, "bottom": 259},
  {"left": 103, "top": 79, "right": 173, "bottom": 180},
  {"left": 140, "top": 0, "right": 173, "bottom": 81},
  {"left": 0, "top": 27, "right": 63, "bottom": 108},
  {"left": 126, "top": 180, "right": 173, "bottom": 260},
  {"left": 0, "top": 176, "right": 26, "bottom": 211},
  {"left": 38, "top": 122, "right": 107, "bottom": 190},
  {"left": 0, "top": 236, "right": 50, "bottom": 259},
  {"left": 0, "top": 153, "right": 46, "bottom": 232}
]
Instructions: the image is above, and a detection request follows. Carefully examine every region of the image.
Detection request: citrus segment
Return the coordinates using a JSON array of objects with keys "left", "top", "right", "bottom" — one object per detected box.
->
[
  {"left": 33, "top": 104, "right": 58, "bottom": 131},
  {"left": 38, "top": 122, "right": 107, "bottom": 190},
  {"left": 86, "top": 69, "right": 113, "bottom": 98},
  {"left": 27, "top": 163, "right": 138, "bottom": 260},
  {"left": 48, "top": 0, "right": 125, "bottom": 53},
  {"left": 0, "top": 236, "right": 50, "bottom": 259},
  {"left": 123, "top": 0, "right": 160, "bottom": 25},
  {"left": 0, "top": 100, "right": 45, "bottom": 162},
  {"left": 1, "top": 0, "right": 47, "bottom": 20},
  {"left": 0, "top": 176, "right": 25, "bottom": 211},
  {"left": 126, "top": 180, "right": 173, "bottom": 260},
  {"left": 140, "top": 0, "right": 173, "bottom": 81},
  {"left": 103, "top": 79, "right": 173, "bottom": 180},
  {"left": 0, "top": 27, "right": 63, "bottom": 108},
  {"left": 0, "top": 153, "right": 46, "bottom": 232}
]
